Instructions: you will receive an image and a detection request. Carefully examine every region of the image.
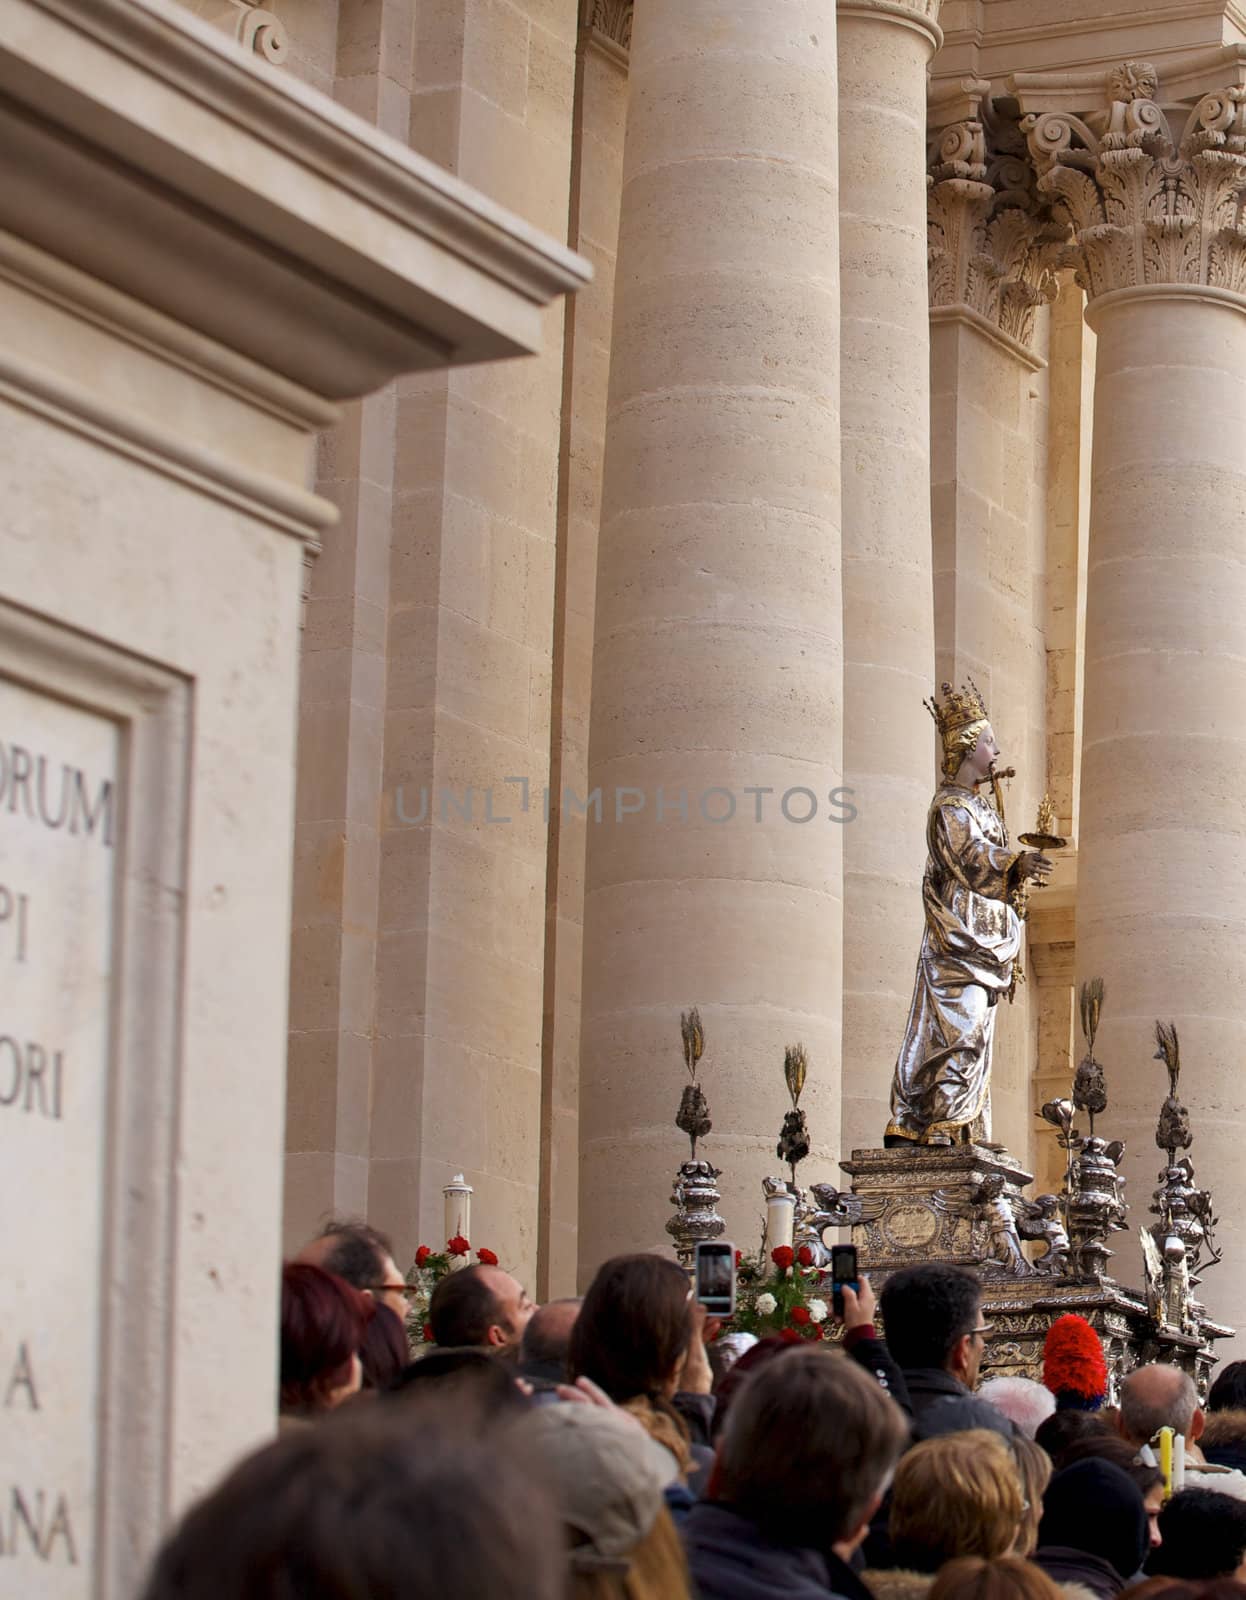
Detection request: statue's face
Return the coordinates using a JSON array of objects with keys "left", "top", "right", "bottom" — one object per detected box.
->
[{"left": 963, "top": 723, "right": 1000, "bottom": 782}]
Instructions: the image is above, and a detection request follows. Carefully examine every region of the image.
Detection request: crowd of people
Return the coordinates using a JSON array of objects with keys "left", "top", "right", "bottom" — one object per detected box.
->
[{"left": 139, "top": 1230, "right": 1246, "bottom": 1600}]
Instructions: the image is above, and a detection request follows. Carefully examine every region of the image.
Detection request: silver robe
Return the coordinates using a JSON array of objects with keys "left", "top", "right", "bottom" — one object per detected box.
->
[{"left": 887, "top": 784, "right": 1022, "bottom": 1144}]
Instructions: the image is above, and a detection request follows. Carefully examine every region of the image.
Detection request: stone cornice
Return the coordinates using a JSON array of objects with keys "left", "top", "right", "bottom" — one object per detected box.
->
[
  {"left": 3, "top": 0, "right": 592, "bottom": 399},
  {"left": 928, "top": 82, "right": 1064, "bottom": 351},
  {"left": 1011, "top": 57, "right": 1246, "bottom": 301},
  {"left": 839, "top": 0, "right": 943, "bottom": 52}
]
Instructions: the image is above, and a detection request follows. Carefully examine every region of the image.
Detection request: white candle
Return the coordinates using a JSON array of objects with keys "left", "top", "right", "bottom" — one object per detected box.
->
[
  {"left": 443, "top": 1173, "right": 473, "bottom": 1251},
  {"left": 1173, "top": 1434, "right": 1186, "bottom": 1493},
  {"left": 765, "top": 1189, "right": 796, "bottom": 1258}
]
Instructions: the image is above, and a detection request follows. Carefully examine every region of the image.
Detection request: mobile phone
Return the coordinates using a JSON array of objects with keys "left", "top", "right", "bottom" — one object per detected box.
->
[
  {"left": 830, "top": 1244, "right": 859, "bottom": 1319},
  {"left": 693, "top": 1240, "right": 736, "bottom": 1316}
]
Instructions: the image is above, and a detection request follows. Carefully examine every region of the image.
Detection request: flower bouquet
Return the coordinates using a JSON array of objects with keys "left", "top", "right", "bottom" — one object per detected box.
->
[
  {"left": 404, "top": 1235, "right": 501, "bottom": 1349},
  {"left": 732, "top": 1244, "right": 833, "bottom": 1342}
]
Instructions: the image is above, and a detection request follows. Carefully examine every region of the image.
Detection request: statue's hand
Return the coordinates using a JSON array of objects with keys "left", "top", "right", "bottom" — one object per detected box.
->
[{"left": 1016, "top": 850, "right": 1052, "bottom": 884}]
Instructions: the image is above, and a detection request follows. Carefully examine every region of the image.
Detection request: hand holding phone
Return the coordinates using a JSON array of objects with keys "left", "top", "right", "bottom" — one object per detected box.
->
[{"left": 830, "top": 1244, "right": 858, "bottom": 1320}]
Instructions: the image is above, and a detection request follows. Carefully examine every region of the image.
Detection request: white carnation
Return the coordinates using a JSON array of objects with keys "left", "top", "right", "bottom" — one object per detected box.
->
[
  {"left": 756, "top": 1292, "right": 778, "bottom": 1317},
  {"left": 807, "top": 1298, "right": 828, "bottom": 1324}
]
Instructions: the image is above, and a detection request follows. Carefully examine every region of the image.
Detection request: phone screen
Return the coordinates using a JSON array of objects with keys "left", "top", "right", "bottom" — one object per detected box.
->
[{"left": 694, "top": 1242, "right": 736, "bottom": 1314}]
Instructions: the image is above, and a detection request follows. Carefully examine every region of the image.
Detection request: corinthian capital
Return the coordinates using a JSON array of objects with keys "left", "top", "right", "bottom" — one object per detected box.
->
[
  {"left": 928, "top": 84, "right": 1065, "bottom": 350},
  {"left": 1010, "top": 56, "right": 1246, "bottom": 301}
]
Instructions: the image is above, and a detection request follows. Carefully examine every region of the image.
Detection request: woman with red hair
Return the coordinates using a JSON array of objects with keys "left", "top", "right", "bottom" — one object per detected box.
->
[{"left": 280, "top": 1262, "right": 372, "bottom": 1419}]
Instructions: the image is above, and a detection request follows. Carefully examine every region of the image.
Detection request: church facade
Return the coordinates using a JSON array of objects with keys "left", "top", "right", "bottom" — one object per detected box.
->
[
  {"left": 7, "top": 2, "right": 1246, "bottom": 1584},
  {"left": 207, "top": 0, "right": 1246, "bottom": 1331}
]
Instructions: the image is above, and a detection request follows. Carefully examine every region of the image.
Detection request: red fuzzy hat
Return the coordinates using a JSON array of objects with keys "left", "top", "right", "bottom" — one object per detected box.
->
[{"left": 1042, "top": 1314, "right": 1108, "bottom": 1410}]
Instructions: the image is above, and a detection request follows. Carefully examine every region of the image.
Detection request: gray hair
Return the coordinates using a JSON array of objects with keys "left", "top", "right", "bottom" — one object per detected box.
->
[
  {"left": 1120, "top": 1363, "right": 1199, "bottom": 1442},
  {"left": 977, "top": 1376, "right": 1056, "bottom": 1439}
]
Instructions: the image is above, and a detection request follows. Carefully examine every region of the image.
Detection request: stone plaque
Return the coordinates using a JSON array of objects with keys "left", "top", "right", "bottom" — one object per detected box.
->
[{"left": 0, "top": 675, "right": 119, "bottom": 1588}]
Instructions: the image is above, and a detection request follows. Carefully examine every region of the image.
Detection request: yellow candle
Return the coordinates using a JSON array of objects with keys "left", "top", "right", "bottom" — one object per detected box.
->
[{"left": 1159, "top": 1427, "right": 1174, "bottom": 1500}]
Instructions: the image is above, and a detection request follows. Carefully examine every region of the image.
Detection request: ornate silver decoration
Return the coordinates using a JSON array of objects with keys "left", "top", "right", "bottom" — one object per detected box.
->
[
  {"left": 666, "top": 1159, "right": 725, "bottom": 1268},
  {"left": 666, "top": 1008, "right": 724, "bottom": 1266}
]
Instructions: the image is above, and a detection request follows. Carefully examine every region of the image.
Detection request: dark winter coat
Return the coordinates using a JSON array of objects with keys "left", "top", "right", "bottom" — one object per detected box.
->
[{"left": 683, "top": 1502, "right": 877, "bottom": 1600}]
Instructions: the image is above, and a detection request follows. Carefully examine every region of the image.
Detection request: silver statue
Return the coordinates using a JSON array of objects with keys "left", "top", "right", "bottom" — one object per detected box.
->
[
  {"left": 887, "top": 682, "right": 1050, "bottom": 1147},
  {"left": 1017, "top": 1193, "right": 1071, "bottom": 1275}
]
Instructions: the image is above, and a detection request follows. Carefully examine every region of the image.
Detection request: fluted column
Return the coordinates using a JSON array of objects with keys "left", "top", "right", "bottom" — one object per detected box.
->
[
  {"left": 1016, "top": 63, "right": 1246, "bottom": 1336},
  {"left": 838, "top": 0, "right": 942, "bottom": 1156},
  {"left": 579, "top": 0, "right": 843, "bottom": 1275}
]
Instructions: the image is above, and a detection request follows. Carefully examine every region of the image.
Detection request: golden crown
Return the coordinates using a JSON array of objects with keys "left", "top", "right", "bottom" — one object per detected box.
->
[{"left": 924, "top": 679, "right": 989, "bottom": 743}]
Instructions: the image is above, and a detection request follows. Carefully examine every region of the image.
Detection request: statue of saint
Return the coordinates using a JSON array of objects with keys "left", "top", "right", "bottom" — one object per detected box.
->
[{"left": 885, "top": 682, "right": 1050, "bottom": 1148}]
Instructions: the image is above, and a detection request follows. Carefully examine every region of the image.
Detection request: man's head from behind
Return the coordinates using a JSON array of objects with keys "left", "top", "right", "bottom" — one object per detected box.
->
[
  {"left": 716, "top": 1347, "right": 908, "bottom": 1544},
  {"left": 297, "top": 1219, "right": 407, "bottom": 1325},
  {"left": 519, "top": 1297, "right": 582, "bottom": 1380},
  {"left": 1150, "top": 1490, "right": 1246, "bottom": 1581},
  {"left": 139, "top": 1402, "right": 564, "bottom": 1600},
  {"left": 1120, "top": 1364, "right": 1202, "bottom": 1447},
  {"left": 429, "top": 1263, "right": 534, "bottom": 1353},
  {"left": 880, "top": 1263, "right": 985, "bottom": 1386}
]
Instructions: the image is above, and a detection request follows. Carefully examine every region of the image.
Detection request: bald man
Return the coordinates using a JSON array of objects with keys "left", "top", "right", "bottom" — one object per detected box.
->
[
  {"left": 518, "top": 1298, "right": 582, "bottom": 1387},
  {"left": 1120, "top": 1364, "right": 1246, "bottom": 1501}
]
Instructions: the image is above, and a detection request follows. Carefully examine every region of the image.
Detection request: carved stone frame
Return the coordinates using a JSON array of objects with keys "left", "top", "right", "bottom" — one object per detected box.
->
[{"left": 0, "top": 597, "right": 190, "bottom": 1600}]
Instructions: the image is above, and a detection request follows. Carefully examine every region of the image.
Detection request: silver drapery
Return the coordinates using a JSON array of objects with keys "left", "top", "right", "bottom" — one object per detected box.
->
[{"left": 887, "top": 785, "right": 1022, "bottom": 1144}]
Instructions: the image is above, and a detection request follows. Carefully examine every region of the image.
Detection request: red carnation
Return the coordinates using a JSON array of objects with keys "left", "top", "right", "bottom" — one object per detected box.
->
[
  {"left": 771, "top": 1246, "right": 795, "bottom": 1270},
  {"left": 415, "top": 1245, "right": 432, "bottom": 1268},
  {"left": 797, "top": 1245, "right": 814, "bottom": 1268},
  {"left": 779, "top": 1327, "right": 802, "bottom": 1344},
  {"left": 447, "top": 1234, "right": 470, "bottom": 1257},
  {"left": 810, "top": 1324, "right": 825, "bottom": 1341},
  {"left": 734, "top": 1250, "right": 742, "bottom": 1268},
  {"left": 422, "top": 1322, "right": 435, "bottom": 1343},
  {"left": 789, "top": 1305, "right": 812, "bottom": 1326},
  {"left": 1042, "top": 1313, "right": 1108, "bottom": 1409},
  {"left": 476, "top": 1247, "right": 498, "bottom": 1266}
]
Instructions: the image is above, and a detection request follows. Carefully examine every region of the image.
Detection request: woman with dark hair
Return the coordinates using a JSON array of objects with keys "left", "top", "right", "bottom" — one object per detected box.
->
[
  {"left": 568, "top": 1253, "right": 706, "bottom": 1498},
  {"left": 358, "top": 1301, "right": 409, "bottom": 1392},
  {"left": 280, "top": 1262, "right": 371, "bottom": 1419}
]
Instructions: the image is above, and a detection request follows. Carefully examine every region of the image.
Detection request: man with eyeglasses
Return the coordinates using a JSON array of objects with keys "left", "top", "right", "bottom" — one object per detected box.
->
[
  {"left": 296, "top": 1219, "right": 411, "bottom": 1325},
  {"left": 878, "top": 1262, "right": 1015, "bottom": 1441}
]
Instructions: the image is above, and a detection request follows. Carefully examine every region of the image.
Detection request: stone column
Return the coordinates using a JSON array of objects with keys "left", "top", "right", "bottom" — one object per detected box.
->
[
  {"left": 1016, "top": 62, "right": 1246, "bottom": 1337},
  {"left": 538, "top": 0, "right": 632, "bottom": 1299},
  {"left": 366, "top": 0, "right": 581, "bottom": 1283},
  {"left": 838, "top": 0, "right": 942, "bottom": 1157},
  {"left": 580, "top": 0, "right": 843, "bottom": 1274}
]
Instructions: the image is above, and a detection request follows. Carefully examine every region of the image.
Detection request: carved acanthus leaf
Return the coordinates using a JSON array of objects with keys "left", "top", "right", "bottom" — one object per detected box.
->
[
  {"left": 1016, "top": 66, "right": 1246, "bottom": 300},
  {"left": 928, "top": 97, "right": 1065, "bottom": 348}
]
